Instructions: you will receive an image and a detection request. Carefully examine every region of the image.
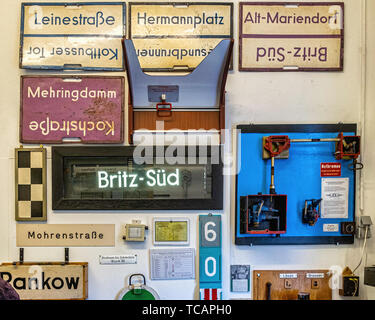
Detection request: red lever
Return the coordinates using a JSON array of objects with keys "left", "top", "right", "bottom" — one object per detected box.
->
[
  {"left": 264, "top": 135, "right": 291, "bottom": 157},
  {"left": 156, "top": 102, "right": 172, "bottom": 117}
]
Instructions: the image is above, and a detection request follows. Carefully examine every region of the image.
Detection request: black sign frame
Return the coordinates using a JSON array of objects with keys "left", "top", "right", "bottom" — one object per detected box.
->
[{"left": 52, "top": 146, "right": 223, "bottom": 211}]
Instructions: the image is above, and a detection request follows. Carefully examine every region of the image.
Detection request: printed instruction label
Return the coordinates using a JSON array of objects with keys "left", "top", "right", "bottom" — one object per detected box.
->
[
  {"left": 306, "top": 273, "right": 325, "bottom": 278},
  {"left": 323, "top": 224, "right": 339, "bottom": 232},
  {"left": 321, "top": 162, "right": 342, "bottom": 177},
  {"left": 321, "top": 177, "right": 349, "bottom": 219}
]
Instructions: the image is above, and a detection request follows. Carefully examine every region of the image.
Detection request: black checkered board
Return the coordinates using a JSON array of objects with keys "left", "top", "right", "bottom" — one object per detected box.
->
[{"left": 15, "top": 148, "right": 46, "bottom": 221}]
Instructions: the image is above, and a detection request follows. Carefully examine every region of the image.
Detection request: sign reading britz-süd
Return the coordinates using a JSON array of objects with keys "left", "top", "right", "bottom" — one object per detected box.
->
[
  {"left": 20, "top": 2, "right": 125, "bottom": 70},
  {"left": 129, "top": 2, "right": 233, "bottom": 71},
  {"left": 20, "top": 76, "right": 124, "bottom": 143},
  {"left": 0, "top": 263, "right": 87, "bottom": 300},
  {"left": 239, "top": 2, "right": 344, "bottom": 71}
]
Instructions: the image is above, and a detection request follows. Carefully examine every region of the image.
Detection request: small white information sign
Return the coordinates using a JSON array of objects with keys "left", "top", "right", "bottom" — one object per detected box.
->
[{"left": 99, "top": 254, "right": 137, "bottom": 265}]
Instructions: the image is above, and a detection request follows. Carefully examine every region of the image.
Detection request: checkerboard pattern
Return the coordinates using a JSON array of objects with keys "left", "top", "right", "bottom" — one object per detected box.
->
[{"left": 15, "top": 148, "right": 46, "bottom": 221}]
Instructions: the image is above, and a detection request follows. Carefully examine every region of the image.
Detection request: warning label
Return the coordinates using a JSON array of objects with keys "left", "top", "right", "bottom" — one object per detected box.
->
[{"left": 321, "top": 163, "right": 341, "bottom": 177}]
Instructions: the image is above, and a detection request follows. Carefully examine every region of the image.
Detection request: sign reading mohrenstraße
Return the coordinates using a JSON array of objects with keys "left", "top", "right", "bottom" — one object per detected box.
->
[
  {"left": 239, "top": 2, "right": 344, "bottom": 71},
  {"left": 0, "top": 263, "right": 87, "bottom": 300},
  {"left": 129, "top": 2, "right": 233, "bottom": 71},
  {"left": 16, "top": 224, "right": 115, "bottom": 247},
  {"left": 20, "top": 76, "right": 124, "bottom": 144},
  {"left": 20, "top": 2, "right": 125, "bottom": 70}
]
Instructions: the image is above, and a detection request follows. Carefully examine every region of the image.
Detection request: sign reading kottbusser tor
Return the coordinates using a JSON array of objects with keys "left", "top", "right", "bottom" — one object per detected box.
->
[
  {"left": 239, "top": 2, "right": 344, "bottom": 71},
  {"left": 129, "top": 2, "right": 233, "bottom": 71}
]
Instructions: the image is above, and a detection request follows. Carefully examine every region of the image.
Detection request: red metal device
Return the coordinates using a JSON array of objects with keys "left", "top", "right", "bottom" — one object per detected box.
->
[
  {"left": 155, "top": 101, "right": 173, "bottom": 117},
  {"left": 335, "top": 132, "right": 361, "bottom": 160},
  {"left": 264, "top": 135, "right": 291, "bottom": 157}
]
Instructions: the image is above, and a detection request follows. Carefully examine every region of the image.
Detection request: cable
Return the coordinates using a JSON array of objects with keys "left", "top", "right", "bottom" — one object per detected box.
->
[{"left": 353, "top": 225, "right": 369, "bottom": 274}]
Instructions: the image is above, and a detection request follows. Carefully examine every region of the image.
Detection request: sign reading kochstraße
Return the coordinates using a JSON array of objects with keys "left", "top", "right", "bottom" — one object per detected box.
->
[
  {"left": 129, "top": 2, "right": 233, "bottom": 71},
  {"left": 239, "top": 2, "right": 344, "bottom": 71},
  {"left": 20, "top": 2, "right": 126, "bottom": 70},
  {"left": 20, "top": 76, "right": 124, "bottom": 144},
  {"left": 16, "top": 224, "right": 115, "bottom": 247},
  {"left": 0, "top": 263, "right": 87, "bottom": 300}
]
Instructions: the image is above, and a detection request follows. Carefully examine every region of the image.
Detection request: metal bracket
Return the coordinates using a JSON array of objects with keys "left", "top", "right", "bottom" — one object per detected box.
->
[
  {"left": 13, "top": 248, "right": 24, "bottom": 265},
  {"left": 63, "top": 248, "right": 69, "bottom": 265}
]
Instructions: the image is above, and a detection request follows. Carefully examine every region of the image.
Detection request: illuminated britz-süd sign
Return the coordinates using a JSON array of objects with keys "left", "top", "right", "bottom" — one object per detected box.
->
[
  {"left": 97, "top": 169, "right": 180, "bottom": 188},
  {"left": 52, "top": 146, "right": 223, "bottom": 210}
]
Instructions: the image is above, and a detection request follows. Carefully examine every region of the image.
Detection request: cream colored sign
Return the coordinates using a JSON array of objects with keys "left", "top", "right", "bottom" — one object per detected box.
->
[
  {"left": 241, "top": 4, "right": 343, "bottom": 35},
  {"left": 22, "top": 37, "right": 123, "bottom": 69},
  {"left": 239, "top": 3, "right": 344, "bottom": 71},
  {"left": 16, "top": 224, "right": 115, "bottom": 247},
  {"left": 20, "top": 3, "right": 125, "bottom": 70},
  {"left": 0, "top": 263, "right": 87, "bottom": 300},
  {"left": 22, "top": 4, "right": 124, "bottom": 35},
  {"left": 241, "top": 37, "right": 341, "bottom": 69},
  {"left": 129, "top": 3, "right": 232, "bottom": 70}
]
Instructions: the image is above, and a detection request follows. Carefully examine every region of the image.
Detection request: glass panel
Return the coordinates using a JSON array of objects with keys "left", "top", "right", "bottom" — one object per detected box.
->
[{"left": 63, "top": 156, "right": 212, "bottom": 200}]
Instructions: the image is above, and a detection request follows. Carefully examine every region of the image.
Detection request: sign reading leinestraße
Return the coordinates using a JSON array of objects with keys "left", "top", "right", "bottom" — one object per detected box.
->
[
  {"left": 0, "top": 263, "right": 87, "bottom": 300},
  {"left": 129, "top": 2, "right": 233, "bottom": 71},
  {"left": 16, "top": 224, "right": 115, "bottom": 247},
  {"left": 20, "top": 2, "right": 125, "bottom": 70},
  {"left": 239, "top": 2, "right": 344, "bottom": 71}
]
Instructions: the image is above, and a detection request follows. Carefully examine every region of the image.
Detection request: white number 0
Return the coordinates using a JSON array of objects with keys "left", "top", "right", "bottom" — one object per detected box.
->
[{"left": 205, "top": 257, "right": 217, "bottom": 277}]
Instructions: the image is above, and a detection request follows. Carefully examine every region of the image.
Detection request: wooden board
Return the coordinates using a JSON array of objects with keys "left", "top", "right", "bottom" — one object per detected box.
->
[
  {"left": 0, "top": 263, "right": 88, "bottom": 300},
  {"left": 253, "top": 269, "right": 332, "bottom": 300}
]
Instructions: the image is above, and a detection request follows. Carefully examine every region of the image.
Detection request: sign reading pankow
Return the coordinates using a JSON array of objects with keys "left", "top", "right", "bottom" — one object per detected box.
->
[
  {"left": 20, "top": 76, "right": 124, "bottom": 144},
  {"left": 20, "top": 2, "right": 125, "bottom": 70},
  {"left": 239, "top": 2, "right": 344, "bottom": 71},
  {"left": 0, "top": 263, "right": 87, "bottom": 300},
  {"left": 16, "top": 224, "right": 115, "bottom": 247},
  {"left": 129, "top": 2, "right": 233, "bottom": 71}
]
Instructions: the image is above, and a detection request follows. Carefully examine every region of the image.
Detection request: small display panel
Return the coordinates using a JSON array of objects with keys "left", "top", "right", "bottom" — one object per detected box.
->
[{"left": 153, "top": 218, "right": 189, "bottom": 245}]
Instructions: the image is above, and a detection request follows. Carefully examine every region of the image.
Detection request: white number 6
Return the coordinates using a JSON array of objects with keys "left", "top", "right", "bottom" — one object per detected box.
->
[{"left": 204, "top": 222, "right": 216, "bottom": 242}]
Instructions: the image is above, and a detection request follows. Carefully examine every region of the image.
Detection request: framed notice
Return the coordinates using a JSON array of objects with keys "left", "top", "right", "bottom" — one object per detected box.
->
[
  {"left": 20, "top": 76, "right": 124, "bottom": 144},
  {"left": 153, "top": 217, "right": 190, "bottom": 246},
  {"left": 20, "top": 2, "right": 126, "bottom": 71},
  {"left": 129, "top": 2, "right": 233, "bottom": 71},
  {"left": 150, "top": 248, "right": 195, "bottom": 280},
  {"left": 239, "top": 2, "right": 344, "bottom": 71}
]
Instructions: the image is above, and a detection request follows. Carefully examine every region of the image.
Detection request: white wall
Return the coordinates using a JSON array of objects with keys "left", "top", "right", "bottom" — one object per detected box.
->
[{"left": 0, "top": 0, "right": 374, "bottom": 300}]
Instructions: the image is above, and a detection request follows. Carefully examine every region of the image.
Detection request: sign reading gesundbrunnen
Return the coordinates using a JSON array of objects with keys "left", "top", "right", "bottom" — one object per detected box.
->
[
  {"left": 20, "top": 2, "right": 125, "bottom": 70},
  {"left": 20, "top": 76, "right": 124, "bottom": 144},
  {"left": 0, "top": 263, "right": 87, "bottom": 300},
  {"left": 129, "top": 2, "right": 233, "bottom": 71},
  {"left": 239, "top": 2, "right": 344, "bottom": 71}
]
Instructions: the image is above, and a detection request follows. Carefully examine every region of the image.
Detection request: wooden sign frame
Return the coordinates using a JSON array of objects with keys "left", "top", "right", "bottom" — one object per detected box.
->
[
  {"left": 0, "top": 262, "right": 88, "bottom": 300},
  {"left": 239, "top": 2, "right": 344, "bottom": 71}
]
